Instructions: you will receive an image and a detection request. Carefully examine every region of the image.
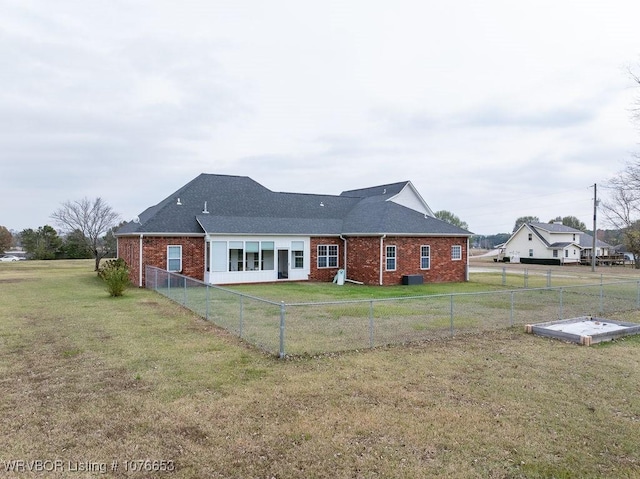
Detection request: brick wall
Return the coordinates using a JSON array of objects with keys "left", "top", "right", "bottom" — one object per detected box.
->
[
  {"left": 119, "top": 234, "right": 467, "bottom": 287},
  {"left": 308, "top": 237, "right": 343, "bottom": 282},
  {"left": 117, "top": 236, "right": 141, "bottom": 285},
  {"left": 343, "top": 236, "right": 468, "bottom": 285},
  {"left": 117, "top": 236, "right": 205, "bottom": 286},
  {"left": 343, "top": 237, "right": 381, "bottom": 285}
]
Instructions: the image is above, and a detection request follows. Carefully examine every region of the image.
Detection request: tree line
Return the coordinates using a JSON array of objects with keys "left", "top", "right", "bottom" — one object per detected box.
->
[{"left": 1, "top": 197, "right": 121, "bottom": 271}]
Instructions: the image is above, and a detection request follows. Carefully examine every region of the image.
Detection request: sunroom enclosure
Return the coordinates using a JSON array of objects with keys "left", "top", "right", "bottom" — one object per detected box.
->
[{"left": 204, "top": 236, "right": 311, "bottom": 284}]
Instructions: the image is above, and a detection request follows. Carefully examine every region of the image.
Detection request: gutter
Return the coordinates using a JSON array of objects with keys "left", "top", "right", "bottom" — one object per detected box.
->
[
  {"left": 379, "top": 234, "right": 386, "bottom": 285},
  {"left": 466, "top": 236, "right": 470, "bottom": 281}
]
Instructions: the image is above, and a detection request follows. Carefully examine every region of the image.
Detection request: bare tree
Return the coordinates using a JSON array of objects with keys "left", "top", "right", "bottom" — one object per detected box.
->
[
  {"left": 51, "top": 197, "right": 120, "bottom": 271},
  {"left": 601, "top": 171, "right": 640, "bottom": 268}
]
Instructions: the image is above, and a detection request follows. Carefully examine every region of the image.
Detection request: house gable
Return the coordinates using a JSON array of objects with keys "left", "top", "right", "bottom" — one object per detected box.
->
[
  {"left": 340, "top": 180, "right": 435, "bottom": 217},
  {"left": 504, "top": 222, "right": 583, "bottom": 263}
]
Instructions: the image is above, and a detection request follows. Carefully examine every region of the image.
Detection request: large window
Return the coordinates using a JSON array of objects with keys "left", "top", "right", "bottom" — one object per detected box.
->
[
  {"left": 229, "top": 241, "right": 244, "bottom": 271},
  {"left": 211, "top": 242, "right": 227, "bottom": 272},
  {"left": 167, "top": 245, "right": 182, "bottom": 272},
  {"left": 451, "top": 245, "right": 462, "bottom": 261},
  {"left": 245, "top": 241, "right": 259, "bottom": 271},
  {"left": 291, "top": 241, "right": 304, "bottom": 269},
  {"left": 261, "top": 242, "right": 274, "bottom": 270},
  {"left": 210, "top": 240, "right": 275, "bottom": 273},
  {"left": 421, "top": 245, "right": 430, "bottom": 270},
  {"left": 317, "top": 244, "right": 338, "bottom": 268},
  {"left": 386, "top": 245, "right": 396, "bottom": 271}
]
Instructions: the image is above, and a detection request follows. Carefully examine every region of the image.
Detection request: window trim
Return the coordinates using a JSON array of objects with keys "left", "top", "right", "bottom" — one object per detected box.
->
[
  {"left": 167, "top": 245, "right": 182, "bottom": 272},
  {"left": 451, "top": 245, "right": 462, "bottom": 261},
  {"left": 291, "top": 241, "right": 304, "bottom": 269},
  {"left": 420, "top": 245, "right": 431, "bottom": 270},
  {"left": 386, "top": 245, "right": 397, "bottom": 271},
  {"left": 317, "top": 244, "right": 339, "bottom": 269}
]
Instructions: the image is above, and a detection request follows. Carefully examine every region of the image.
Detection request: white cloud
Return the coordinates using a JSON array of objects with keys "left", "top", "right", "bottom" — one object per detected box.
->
[{"left": 1, "top": 0, "right": 639, "bottom": 235}]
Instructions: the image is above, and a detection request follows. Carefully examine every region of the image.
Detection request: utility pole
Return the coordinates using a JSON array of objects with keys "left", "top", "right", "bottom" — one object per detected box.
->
[{"left": 592, "top": 183, "right": 597, "bottom": 272}]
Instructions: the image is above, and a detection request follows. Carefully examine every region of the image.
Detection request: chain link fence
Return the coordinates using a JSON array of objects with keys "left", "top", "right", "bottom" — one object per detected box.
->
[{"left": 145, "top": 266, "right": 640, "bottom": 357}]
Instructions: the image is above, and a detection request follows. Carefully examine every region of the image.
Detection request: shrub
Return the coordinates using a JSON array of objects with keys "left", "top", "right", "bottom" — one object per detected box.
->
[{"left": 98, "top": 258, "right": 130, "bottom": 297}]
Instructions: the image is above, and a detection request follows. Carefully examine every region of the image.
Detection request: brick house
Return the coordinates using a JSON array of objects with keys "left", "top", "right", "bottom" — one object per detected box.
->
[{"left": 116, "top": 174, "right": 472, "bottom": 286}]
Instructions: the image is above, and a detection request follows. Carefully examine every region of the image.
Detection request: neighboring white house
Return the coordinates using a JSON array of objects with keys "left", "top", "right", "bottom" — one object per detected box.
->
[
  {"left": 502, "top": 222, "right": 582, "bottom": 264},
  {"left": 579, "top": 233, "right": 613, "bottom": 264}
]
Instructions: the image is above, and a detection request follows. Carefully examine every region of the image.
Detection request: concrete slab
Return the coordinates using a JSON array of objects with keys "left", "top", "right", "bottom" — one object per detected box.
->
[{"left": 525, "top": 316, "right": 640, "bottom": 346}]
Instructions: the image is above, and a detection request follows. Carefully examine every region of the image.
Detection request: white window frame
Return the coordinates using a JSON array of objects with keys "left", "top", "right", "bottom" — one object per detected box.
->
[
  {"left": 386, "top": 245, "right": 396, "bottom": 271},
  {"left": 291, "top": 241, "right": 304, "bottom": 269},
  {"left": 167, "top": 245, "right": 182, "bottom": 272},
  {"left": 451, "top": 245, "right": 462, "bottom": 261},
  {"left": 420, "top": 245, "right": 430, "bottom": 270},
  {"left": 317, "top": 244, "right": 338, "bottom": 269}
]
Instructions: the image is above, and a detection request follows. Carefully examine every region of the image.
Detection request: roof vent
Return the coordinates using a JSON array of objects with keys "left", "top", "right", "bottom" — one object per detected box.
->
[
  {"left": 202, "top": 201, "right": 209, "bottom": 214},
  {"left": 320, "top": 202, "right": 324, "bottom": 207},
  {"left": 176, "top": 197, "right": 182, "bottom": 205}
]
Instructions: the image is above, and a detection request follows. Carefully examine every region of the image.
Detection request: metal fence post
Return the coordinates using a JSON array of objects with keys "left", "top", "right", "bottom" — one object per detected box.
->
[
  {"left": 524, "top": 269, "right": 528, "bottom": 288},
  {"left": 450, "top": 294, "right": 454, "bottom": 337},
  {"left": 510, "top": 291, "right": 514, "bottom": 327},
  {"left": 205, "top": 284, "right": 210, "bottom": 321},
  {"left": 183, "top": 276, "right": 187, "bottom": 306},
  {"left": 599, "top": 282, "right": 604, "bottom": 315},
  {"left": 559, "top": 288, "right": 564, "bottom": 320},
  {"left": 502, "top": 267, "right": 506, "bottom": 286},
  {"left": 369, "top": 300, "right": 374, "bottom": 348},
  {"left": 154, "top": 267, "right": 158, "bottom": 291},
  {"left": 239, "top": 295, "right": 244, "bottom": 338},
  {"left": 279, "top": 301, "right": 286, "bottom": 359},
  {"left": 546, "top": 270, "right": 551, "bottom": 288},
  {"left": 637, "top": 281, "right": 640, "bottom": 309}
]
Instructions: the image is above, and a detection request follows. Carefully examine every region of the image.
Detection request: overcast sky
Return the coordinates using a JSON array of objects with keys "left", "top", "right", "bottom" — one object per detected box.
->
[{"left": 2, "top": 0, "right": 640, "bottom": 235}]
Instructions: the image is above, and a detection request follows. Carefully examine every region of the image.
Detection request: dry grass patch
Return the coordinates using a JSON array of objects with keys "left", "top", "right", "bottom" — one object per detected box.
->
[{"left": 1, "top": 261, "right": 640, "bottom": 478}]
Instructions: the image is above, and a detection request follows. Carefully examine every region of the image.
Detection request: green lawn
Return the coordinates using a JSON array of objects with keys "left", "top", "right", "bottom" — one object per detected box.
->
[
  {"left": 151, "top": 269, "right": 640, "bottom": 356},
  {"left": 2, "top": 260, "right": 640, "bottom": 477}
]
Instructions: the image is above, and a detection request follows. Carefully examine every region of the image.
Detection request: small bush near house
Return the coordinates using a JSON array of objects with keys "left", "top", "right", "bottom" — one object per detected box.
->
[{"left": 98, "top": 258, "right": 130, "bottom": 297}]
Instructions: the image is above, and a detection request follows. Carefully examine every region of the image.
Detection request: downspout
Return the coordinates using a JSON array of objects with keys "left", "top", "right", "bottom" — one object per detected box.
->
[
  {"left": 379, "top": 234, "right": 386, "bottom": 285},
  {"left": 466, "top": 236, "right": 470, "bottom": 281},
  {"left": 339, "top": 235, "right": 347, "bottom": 278},
  {"left": 139, "top": 234, "right": 144, "bottom": 288}
]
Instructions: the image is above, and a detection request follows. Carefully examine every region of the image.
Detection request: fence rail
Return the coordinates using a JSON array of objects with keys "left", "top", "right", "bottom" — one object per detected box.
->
[{"left": 145, "top": 266, "right": 640, "bottom": 357}]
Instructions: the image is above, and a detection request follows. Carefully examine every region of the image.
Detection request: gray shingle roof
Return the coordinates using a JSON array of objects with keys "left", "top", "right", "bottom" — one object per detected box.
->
[
  {"left": 117, "top": 174, "right": 472, "bottom": 237},
  {"left": 579, "top": 233, "right": 611, "bottom": 249},
  {"left": 529, "top": 222, "right": 583, "bottom": 234}
]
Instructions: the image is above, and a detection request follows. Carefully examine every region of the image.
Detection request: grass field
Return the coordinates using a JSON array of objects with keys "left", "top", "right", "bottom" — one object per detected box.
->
[
  {"left": 150, "top": 266, "right": 640, "bottom": 356},
  {"left": 2, "top": 260, "right": 640, "bottom": 478}
]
